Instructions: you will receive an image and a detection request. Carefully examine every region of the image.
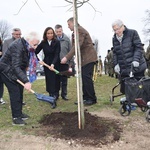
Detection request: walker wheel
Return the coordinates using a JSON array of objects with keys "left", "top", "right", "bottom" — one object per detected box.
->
[
  {"left": 119, "top": 103, "right": 131, "bottom": 116},
  {"left": 146, "top": 109, "right": 150, "bottom": 122},
  {"left": 140, "top": 106, "right": 148, "bottom": 112}
]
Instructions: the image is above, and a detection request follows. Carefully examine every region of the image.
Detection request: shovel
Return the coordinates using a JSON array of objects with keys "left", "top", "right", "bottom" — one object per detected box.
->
[
  {"left": 17, "top": 79, "right": 56, "bottom": 109},
  {"left": 43, "top": 62, "right": 74, "bottom": 77}
]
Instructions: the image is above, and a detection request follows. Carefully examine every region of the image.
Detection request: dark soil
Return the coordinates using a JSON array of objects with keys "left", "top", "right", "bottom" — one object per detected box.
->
[{"left": 35, "top": 111, "right": 123, "bottom": 147}]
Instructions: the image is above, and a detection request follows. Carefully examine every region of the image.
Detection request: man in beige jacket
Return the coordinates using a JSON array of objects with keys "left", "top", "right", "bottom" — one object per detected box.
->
[{"left": 61, "top": 17, "right": 97, "bottom": 105}]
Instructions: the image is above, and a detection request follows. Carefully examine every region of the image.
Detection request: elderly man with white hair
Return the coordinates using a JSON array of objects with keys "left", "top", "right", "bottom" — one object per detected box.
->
[
  {"left": 112, "top": 19, "right": 147, "bottom": 94},
  {"left": 0, "top": 31, "right": 40, "bottom": 126}
]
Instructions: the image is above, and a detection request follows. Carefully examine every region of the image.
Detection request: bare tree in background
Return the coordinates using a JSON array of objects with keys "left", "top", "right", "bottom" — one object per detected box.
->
[
  {"left": 143, "top": 9, "right": 150, "bottom": 43},
  {"left": 0, "top": 20, "right": 12, "bottom": 41}
]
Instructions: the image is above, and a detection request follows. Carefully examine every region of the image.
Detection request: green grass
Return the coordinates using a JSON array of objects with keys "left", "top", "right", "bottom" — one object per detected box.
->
[{"left": 0, "top": 75, "right": 143, "bottom": 133}]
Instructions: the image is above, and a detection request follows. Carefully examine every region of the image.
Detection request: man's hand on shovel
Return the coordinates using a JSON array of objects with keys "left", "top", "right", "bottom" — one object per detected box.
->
[
  {"left": 24, "top": 82, "right": 32, "bottom": 91},
  {"left": 17, "top": 80, "right": 32, "bottom": 92},
  {"left": 61, "top": 57, "right": 67, "bottom": 64}
]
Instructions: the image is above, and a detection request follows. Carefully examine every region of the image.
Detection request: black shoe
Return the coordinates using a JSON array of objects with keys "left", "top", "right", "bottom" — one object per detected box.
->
[
  {"left": 74, "top": 100, "right": 86, "bottom": 105},
  {"left": 62, "top": 96, "right": 69, "bottom": 101},
  {"left": 74, "top": 101, "right": 78, "bottom": 105},
  {"left": 84, "top": 100, "right": 97, "bottom": 105},
  {"left": 21, "top": 113, "right": 30, "bottom": 120},
  {"left": 12, "top": 117, "right": 26, "bottom": 126},
  {"left": 0, "top": 98, "right": 5, "bottom": 104},
  {"left": 50, "top": 99, "right": 57, "bottom": 109}
]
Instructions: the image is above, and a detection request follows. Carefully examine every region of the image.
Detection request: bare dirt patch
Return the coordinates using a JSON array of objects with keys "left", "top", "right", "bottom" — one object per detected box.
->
[
  {"left": 0, "top": 109, "right": 150, "bottom": 150},
  {"left": 37, "top": 111, "right": 123, "bottom": 148}
]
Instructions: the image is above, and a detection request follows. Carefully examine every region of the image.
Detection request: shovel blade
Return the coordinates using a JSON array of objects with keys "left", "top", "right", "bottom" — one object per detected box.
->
[
  {"left": 35, "top": 93, "right": 55, "bottom": 103},
  {"left": 59, "top": 70, "right": 75, "bottom": 77}
]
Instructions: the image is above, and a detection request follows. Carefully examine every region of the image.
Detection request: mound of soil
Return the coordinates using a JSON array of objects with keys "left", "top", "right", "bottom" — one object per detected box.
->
[{"left": 37, "top": 111, "right": 123, "bottom": 147}]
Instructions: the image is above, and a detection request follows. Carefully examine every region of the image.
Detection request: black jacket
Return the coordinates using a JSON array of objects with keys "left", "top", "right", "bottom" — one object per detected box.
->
[
  {"left": 0, "top": 38, "right": 29, "bottom": 83},
  {"left": 35, "top": 39, "right": 60, "bottom": 68},
  {"left": 113, "top": 26, "right": 147, "bottom": 76}
]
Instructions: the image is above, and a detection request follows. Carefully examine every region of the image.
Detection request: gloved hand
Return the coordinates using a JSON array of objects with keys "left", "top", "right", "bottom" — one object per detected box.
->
[
  {"left": 132, "top": 61, "right": 139, "bottom": 67},
  {"left": 114, "top": 64, "right": 120, "bottom": 74}
]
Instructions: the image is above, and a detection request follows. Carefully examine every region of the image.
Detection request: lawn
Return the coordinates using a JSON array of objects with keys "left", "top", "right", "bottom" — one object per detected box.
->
[
  {"left": 0, "top": 75, "right": 122, "bottom": 130},
  {"left": 0, "top": 74, "right": 149, "bottom": 150}
]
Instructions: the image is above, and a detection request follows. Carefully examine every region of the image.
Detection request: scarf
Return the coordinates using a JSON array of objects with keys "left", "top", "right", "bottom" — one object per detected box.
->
[{"left": 28, "top": 46, "right": 38, "bottom": 83}]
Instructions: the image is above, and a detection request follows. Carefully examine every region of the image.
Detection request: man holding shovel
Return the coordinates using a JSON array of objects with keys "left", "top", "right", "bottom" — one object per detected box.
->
[
  {"left": 61, "top": 17, "right": 97, "bottom": 105},
  {"left": 0, "top": 32, "right": 40, "bottom": 126}
]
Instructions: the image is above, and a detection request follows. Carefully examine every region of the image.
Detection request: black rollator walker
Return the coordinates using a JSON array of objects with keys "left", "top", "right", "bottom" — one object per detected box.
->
[{"left": 110, "top": 66, "right": 150, "bottom": 121}]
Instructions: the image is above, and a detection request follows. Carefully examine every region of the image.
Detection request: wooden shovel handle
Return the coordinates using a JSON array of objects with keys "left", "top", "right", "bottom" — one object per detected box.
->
[
  {"left": 43, "top": 62, "right": 59, "bottom": 74},
  {"left": 16, "top": 79, "right": 35, "bottom": 94}
]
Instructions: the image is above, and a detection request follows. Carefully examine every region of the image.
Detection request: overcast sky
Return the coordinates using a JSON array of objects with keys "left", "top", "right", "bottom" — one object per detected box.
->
[{"left": 0, "top": 0, "right": 150, "bottom": 60}]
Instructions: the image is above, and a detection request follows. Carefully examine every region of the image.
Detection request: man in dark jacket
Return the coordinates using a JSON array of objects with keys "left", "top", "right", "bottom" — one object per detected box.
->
[
  {"left": 61, "top": 17, "right": 97, "bottom": 105},
  {"left": 112, "top": 19, "right": 147, "bottom": 94},
  {"left": 0, "top": 32, "right": 40, "bottom": 126}
]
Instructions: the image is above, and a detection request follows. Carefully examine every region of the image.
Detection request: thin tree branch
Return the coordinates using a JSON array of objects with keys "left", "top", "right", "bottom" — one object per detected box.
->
[
  {"left": 64, "top": 0, "right": 101, "bottom": 16},
  {"left": 14, "top": 0, "right": 28, "bottom": 15},
  {"left": 87, "top": 2, "right": 102, "bottom": 15},
  {"left": 64, "top": 0, "right": 90, "bottom": 8},
  {"left": 35, "top": 0, "right": 44, "bottom": 12},
  {"left": 14, "top": 0, "right": 43, "bottom": 15}
]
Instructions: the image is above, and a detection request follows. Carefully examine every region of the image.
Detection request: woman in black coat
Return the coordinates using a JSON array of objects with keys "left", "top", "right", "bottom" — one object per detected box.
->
[{"left": 35, "top": 27, "right": 61, "bottom": 99}]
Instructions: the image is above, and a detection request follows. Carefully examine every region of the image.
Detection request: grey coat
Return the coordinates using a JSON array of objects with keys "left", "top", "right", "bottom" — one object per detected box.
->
[
  {"left": 2, "top": 37, "right": 16, "bottom": 55},
  {"left": 59, "top": 33, "right": 74, "bottom": 66}
]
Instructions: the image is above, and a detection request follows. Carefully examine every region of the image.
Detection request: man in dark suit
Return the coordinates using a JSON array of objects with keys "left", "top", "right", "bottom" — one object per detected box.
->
[{"left": 55, "top": 24, "right": 74, "bottom": 101}]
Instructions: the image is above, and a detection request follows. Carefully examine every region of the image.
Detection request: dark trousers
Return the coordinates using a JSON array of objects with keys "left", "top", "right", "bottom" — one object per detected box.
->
[
  {"left": 1, "top": 74, "right": 23, "bottom": 118},
  {"left": 82, "top": 62, "right": 97, "bottom": 101},
  {"left": 59, "top": 64, "right": 69, "bottom": 98},
  {"left": 0, "top": 75, "right": 4, "bottom": 98},
  {"left": 60, "top": 75, "right": 68, "bottom": 97}
]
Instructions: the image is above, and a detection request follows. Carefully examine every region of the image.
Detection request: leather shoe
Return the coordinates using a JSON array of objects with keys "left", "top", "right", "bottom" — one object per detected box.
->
[
  {"left": 74, "top": 100, "right": 86, "bottom": 105},
  {"left": 84, "top": 100, "right": 97, "bottom": 105},
  {"left": 62, "top": 96, "right": 69, "bottom": 101},
  {"left": 51, "top": 100, "right": 57, "bottom": 109}
]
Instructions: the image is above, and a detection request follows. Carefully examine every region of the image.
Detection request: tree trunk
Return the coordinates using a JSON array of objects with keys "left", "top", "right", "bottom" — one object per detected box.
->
[{"left": 73, "top": 0, "right": 85, "bottom": 129}]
